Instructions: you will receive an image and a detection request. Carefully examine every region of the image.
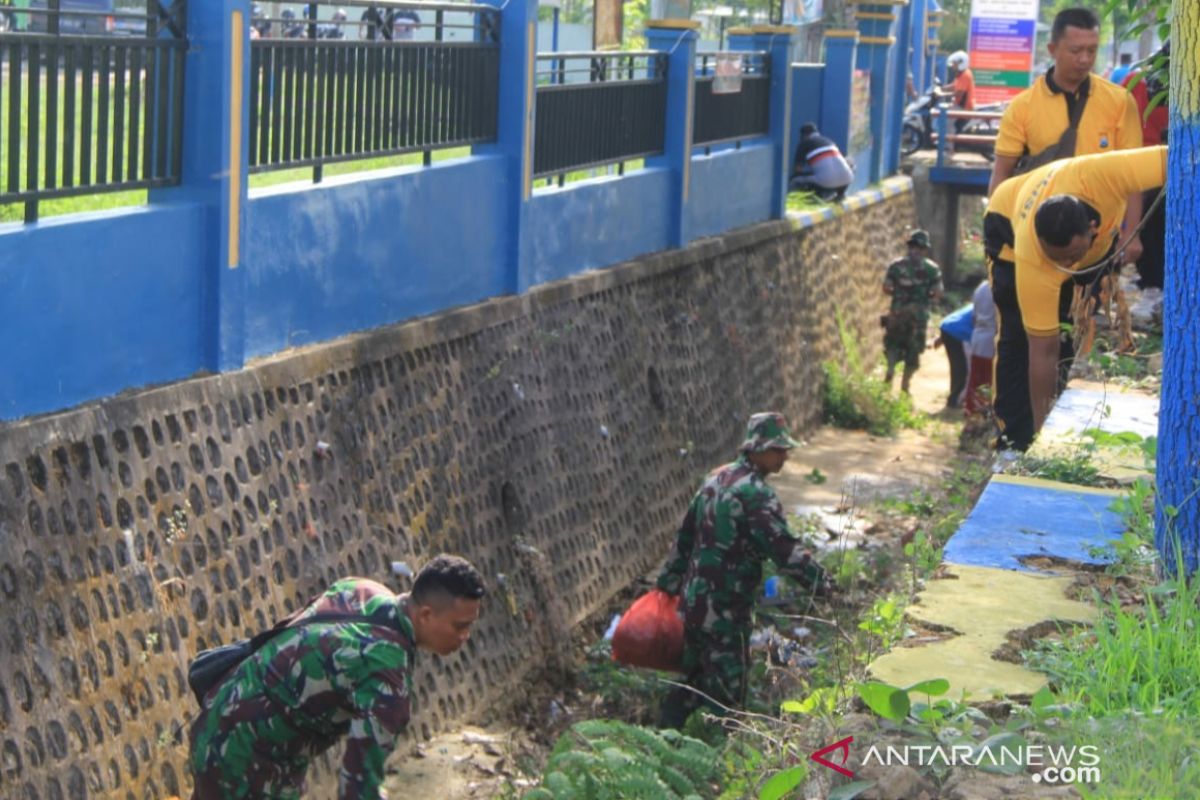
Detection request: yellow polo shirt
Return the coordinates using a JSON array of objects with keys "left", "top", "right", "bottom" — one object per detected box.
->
[
  {"left": 986, "top": 146, "right": 1167, "bottom": 335},
  {"left": 994, "top": 72, "right": 1143, "bottom": 159}
]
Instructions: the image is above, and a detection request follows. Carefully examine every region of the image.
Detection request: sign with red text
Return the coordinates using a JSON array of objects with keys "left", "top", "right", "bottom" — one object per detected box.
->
[{"left": 968, "top": 0, "right": 1038, "bottom": 105}]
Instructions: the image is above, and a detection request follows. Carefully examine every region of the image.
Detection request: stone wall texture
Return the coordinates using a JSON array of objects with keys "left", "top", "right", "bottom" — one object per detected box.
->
[{"left": 0, "top": 188, "right": 914, "bottom": 799}]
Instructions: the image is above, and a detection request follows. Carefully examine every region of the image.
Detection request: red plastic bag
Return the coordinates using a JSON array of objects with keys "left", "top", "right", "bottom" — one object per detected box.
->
[{"left": 611, "top": 589, "right": 684, "bottom": 673}]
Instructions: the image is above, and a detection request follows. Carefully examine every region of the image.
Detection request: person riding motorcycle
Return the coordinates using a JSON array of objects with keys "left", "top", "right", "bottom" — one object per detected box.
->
[{"left": 943, "top": 51, "right": 976, "bottom": 134}]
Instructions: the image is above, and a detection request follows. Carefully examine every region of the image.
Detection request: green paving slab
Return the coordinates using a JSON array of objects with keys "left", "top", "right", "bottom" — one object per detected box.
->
[{"left": 869, "top": 564, "right": 1096, "bottom": 700}]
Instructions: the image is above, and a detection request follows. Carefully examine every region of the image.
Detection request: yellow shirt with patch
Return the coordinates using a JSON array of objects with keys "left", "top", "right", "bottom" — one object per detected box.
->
[
  {"left": 986, "top": 146, "right": 1166, "bottom": 336},
  {"left": 994, "top": 73, "right": 1143, "bottom": 160}
]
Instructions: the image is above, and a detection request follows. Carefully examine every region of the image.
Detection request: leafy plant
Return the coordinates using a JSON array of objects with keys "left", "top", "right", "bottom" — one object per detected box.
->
[
  {"left": 857, "top": 594, "right": 908, "bottom": 651},
  {"left": 823, "top": 310, "right": 923, "bottom": 436},
  {"left": 1009, "top": 451, "right": 1106, "bottom": 487},
  {"left": 827, "top": 547, "right": 866, "bottom": 592},
  {"left": 524, "top": 720, "right": 719, "bottom": 800},
  {"left": 580, "top": 640, "right": 670, "bottom": 722}
]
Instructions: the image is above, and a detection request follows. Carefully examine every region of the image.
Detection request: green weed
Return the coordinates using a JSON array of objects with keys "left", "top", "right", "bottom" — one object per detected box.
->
[
  {"left": 523, "top": 720, "right": 719, "bottom": 800},
  {"left": 1068, "top": 714, "right": 1200, "bottom": 800},
  {"left": 785, "top": 190, "right": 830, "bottom": 213},
  {"left": 1030, "top": 564, "right": 1200, "bottom": 719},
  {"left": 857, "top": 594, "right": 908, "bottom": 651},
  {"left": 1009, "top": 452, "right": 1106, "bottom": 487},
  {"left": 823, "top": 311, "right": 924, "bottom": 436}
]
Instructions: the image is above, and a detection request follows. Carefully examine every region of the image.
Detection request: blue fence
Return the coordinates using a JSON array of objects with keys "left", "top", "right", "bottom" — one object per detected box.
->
[{"left": 0, "top": 1, "right": 914, "bottom": 421}]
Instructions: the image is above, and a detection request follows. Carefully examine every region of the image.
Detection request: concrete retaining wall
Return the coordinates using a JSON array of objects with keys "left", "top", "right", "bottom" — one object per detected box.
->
[{"left": 0, "top": 187, "right": 913, "bottom": 799}]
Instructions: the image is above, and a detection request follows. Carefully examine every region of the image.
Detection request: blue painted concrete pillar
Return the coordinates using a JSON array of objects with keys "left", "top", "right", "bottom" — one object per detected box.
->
[
  {"left": 908, "top": 0, "right": 927, "bottom": 96},
  {"left": 150, "top": 0, "right": 251, "bottom": 372},
  {"left": 820, "top": 32, "right": 858, "bottom": 156},
  {"left": 646, "top": 21, "right": 700, "bottom": 248},
  {"left": 885, "top": 0, "right": 914, "bottom": 175},
  {"left": 852, "top": 1, "right": 901, "bottom": 184},
  {"left": 726, "top": 29, "right": 753, "bottom": 53},
  {"left": 755, "top": 26, "right": 799, "bottom": 218},
  {"left": 924, "top": 1, "right": 941, "bottom": 90},
  {"left": 728, "top": 26, "right": 798, "bottom": 218},
  {"left": 791, "top": 63, "right": 824, "bottom": 175},
  {"left": 476, "top": 0, "right": 537, "bottom": 292}
]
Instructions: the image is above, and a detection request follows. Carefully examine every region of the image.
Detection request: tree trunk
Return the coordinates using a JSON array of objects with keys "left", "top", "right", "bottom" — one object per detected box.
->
[{"left": 1156, "top": 3, "right": 1200, "bottom": 574}]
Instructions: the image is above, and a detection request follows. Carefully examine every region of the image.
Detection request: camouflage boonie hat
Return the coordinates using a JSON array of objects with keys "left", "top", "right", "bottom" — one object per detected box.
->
[
  {"left": 907, "top": 229, "right": 932, "bottom": 249},
  {"left": 740, "top": 412, "right": 802, "bottom": 453}
]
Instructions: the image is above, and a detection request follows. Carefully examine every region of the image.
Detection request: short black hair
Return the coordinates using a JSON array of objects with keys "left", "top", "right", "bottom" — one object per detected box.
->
[
  {"left": 1051, "top": 8, "right": 1100, "bottom": 43},
  {"left": 412, "top": 554, "right": 486, "bottom": 606},
  {"left": 1119, "top": 53, "right": 1132, "bottom": 64},
  {"left": 1034, "top": 195, "right": 1092, "bottom": 247}
]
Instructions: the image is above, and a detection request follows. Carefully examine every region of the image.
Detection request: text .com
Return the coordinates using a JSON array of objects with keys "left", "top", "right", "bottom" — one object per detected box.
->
[{"left": 858, "top": 744, "right": 1102, "bottom": 784}]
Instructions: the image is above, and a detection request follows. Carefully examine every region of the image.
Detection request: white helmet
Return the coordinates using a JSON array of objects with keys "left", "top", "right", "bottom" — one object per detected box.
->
[{"left": 947, "top": 51, "right": 969, "bottom": 71}]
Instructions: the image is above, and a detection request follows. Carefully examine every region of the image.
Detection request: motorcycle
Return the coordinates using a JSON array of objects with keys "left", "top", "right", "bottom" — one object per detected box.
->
[{"left": 902, "top": 79, "right": 1000, "bottom": 161}]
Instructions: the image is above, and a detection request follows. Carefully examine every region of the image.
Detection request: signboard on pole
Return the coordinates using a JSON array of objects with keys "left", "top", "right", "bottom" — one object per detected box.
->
[
  {"left": 713, "top": 54, "right": 744, "bottom": 94},
  {"left": 968, "top": 0, "right": 1038, "bottom": 105}
]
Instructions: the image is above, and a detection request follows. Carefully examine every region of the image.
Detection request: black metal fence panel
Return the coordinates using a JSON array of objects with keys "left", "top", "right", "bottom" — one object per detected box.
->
[
  {"left": 248, "top": 1, "right": 500, "bottom": 176},
  {"left": 532, "top": 51, "right": 667, "bottom": 180},
  {"left": 692, "top": 51, "right": 769, "bottom": 147},
  {"left": 0, "top": 2, "right": 187, "bottom": 220}
]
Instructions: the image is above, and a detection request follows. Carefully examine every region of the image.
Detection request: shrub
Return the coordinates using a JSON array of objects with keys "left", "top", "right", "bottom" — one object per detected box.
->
[{"left": 822, "top": 310, "right": 922, "bottom": 436}]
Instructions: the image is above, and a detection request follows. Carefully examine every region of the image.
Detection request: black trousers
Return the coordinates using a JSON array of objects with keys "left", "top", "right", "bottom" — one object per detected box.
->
[
  {"left": 1136, "top": 187, "right": 1165, "bottom": 290},
  {"left": 988, "top": 257, "right": 1076, "bottom": 451},
  {"left": 944, "top": 337, "right": 968, "bottom": 407}
]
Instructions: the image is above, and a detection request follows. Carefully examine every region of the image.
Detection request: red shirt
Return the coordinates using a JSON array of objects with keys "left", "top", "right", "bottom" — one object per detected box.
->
[{"left": 1122, "top": 71, "right": 1168, "bottom": 145}]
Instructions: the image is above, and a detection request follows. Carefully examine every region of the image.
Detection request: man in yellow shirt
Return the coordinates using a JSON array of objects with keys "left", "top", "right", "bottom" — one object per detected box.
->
[
  {"left": 984, "top": 146, "right": 1166, "bottom": 451},
  {"left": 988, "top": 7, "right": 1145, "bottom": 266}
]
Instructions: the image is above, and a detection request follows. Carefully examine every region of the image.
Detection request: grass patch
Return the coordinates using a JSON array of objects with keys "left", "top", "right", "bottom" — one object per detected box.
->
[
  {"left": 822, "top": 310, "right": 923, "bottom": 436},
  {"left": 1008, "top": 451, "right": 1107, "bottom": 487},
  {"left": 785, "top": 190, "right": 831, "bottom": 214},
  {"left": 1030, "top": 569, "right": 1200, "bottom": 718},
  {"left": 1067, "top": 715, "right": 1200, "bottom": 800},
  {"left": 531, "top": 159, "right": 648, "bottom": 191},
  {"left": 249, "top": 146, "right": 473, "bottom": 190}
]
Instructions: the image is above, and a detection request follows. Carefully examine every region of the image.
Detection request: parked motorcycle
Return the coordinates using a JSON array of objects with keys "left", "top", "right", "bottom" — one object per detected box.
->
[{"left": 902, "top": 79, "right": 1000, "bottom": 161}]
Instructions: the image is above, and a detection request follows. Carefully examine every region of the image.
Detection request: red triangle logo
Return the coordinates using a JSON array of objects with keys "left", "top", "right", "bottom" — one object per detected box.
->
[{"left": 810, "top": 735, "right": 855, "bottom": 778}]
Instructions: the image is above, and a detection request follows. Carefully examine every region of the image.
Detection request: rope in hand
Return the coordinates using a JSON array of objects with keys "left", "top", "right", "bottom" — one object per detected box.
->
[{"left": 1064, "top": 188, "right": 1163, "bottom": 357}]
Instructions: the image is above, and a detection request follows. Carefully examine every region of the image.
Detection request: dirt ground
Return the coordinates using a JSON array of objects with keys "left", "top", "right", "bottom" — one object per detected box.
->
[
  {"left": 775, "top": 344, "right": 961, "bottom": 512},
  {"left": 382, "top": 344, "right": 966, "bottom": 799}
]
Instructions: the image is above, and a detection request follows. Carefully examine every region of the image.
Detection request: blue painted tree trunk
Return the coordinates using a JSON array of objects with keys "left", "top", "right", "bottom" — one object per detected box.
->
[{"left": 1156, "top": 7, "right": 1200, "bottom": 574}]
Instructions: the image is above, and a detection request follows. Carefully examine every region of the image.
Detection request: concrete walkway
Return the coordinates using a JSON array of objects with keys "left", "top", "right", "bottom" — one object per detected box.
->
[{"left": 869, "top": 384, "right": 1157, "bottom": 701}]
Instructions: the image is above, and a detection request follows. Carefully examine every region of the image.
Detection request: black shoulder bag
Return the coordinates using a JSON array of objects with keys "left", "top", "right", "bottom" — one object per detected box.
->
[
  {"left": 188, "top": 610, "right": 368, "bottom": 704},
  {"left": 1013, "top": 83, "right": 1089, "bottom": 176}
]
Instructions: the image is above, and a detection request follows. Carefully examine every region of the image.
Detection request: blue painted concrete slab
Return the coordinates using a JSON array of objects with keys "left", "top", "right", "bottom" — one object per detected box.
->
[{"left": 943, "top": 475, "right": 1121, "bottom": 572}]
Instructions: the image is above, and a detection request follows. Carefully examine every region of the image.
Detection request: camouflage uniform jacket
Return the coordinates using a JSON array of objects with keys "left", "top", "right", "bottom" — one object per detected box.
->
[
  {"left": 189, "top": 578, "right": 415, "bottom": 799},
  {"left": 655, "top": 456, "right": 825, "bottom": 636},
  {"left": 885, "top": 256, "right": 943, "bottom": 321}
]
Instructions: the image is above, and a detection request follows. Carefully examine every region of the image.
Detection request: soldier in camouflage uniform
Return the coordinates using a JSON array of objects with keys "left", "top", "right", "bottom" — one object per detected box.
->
[
  {"left": 883, "top": 229, "right": 944, "bottom": 394},
  {"left": 189, "top": 555, "right": 485, "bottom": 799},
  {"left": 657, "top": 413, "right": 832, "bottom": 728}
]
